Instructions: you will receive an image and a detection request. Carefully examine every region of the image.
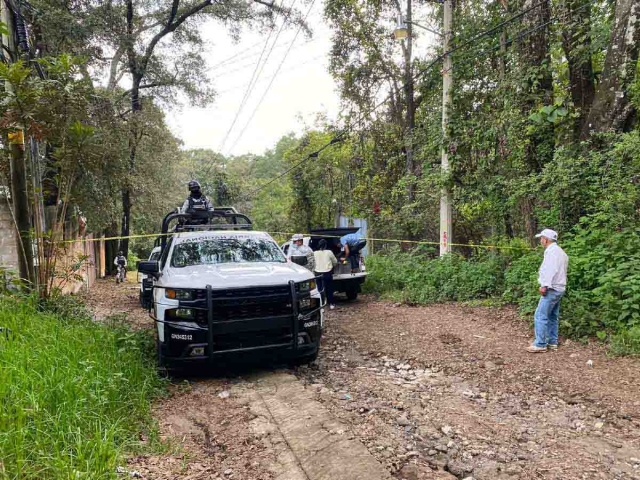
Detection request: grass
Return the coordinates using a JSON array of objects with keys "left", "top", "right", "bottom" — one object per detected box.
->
[
  {"left": 0, "top": 295, "right": 164, "bottom": 479},
  {"left": 609, "top": 326, "right": 640, "bottom": 357}
]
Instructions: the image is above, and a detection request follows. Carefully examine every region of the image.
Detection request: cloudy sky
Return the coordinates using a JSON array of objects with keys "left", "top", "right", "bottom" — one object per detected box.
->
[{"left": 166, "top": 3, "right": 340, "bottom": 157}]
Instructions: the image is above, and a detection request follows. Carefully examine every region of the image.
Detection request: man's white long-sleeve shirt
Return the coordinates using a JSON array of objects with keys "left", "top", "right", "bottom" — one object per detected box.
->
[{"left": 538, "top": 242, "right": 568, "bottom": 292}]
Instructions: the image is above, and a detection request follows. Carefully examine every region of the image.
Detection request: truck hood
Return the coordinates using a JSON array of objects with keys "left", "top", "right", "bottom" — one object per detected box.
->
[{"left": 161, "top": 262, "right": 314, "bottom": 289}]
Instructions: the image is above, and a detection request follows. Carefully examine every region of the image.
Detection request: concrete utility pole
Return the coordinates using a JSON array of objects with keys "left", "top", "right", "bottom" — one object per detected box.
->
[
  {"left": 2, "top": 0, "right": 35, "bottom": 285},
  {"left": 439, "top": 0, "right": 453, "bottom": 256}
]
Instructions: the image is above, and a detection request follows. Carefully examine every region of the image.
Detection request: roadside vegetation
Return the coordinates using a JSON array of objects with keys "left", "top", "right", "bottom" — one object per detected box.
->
[
  {"left": 0, "top": 294, "right": 164, "bottom": 479},
  {"left": 365, "top": 218, "right": 640, "bottom": 355}
]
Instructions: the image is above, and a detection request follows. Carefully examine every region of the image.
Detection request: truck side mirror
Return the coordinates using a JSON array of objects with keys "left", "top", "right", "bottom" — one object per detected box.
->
[
  {"left": 290, "top": 255, "right": 308, "bottom": 267},
  {"left": 138, "top": 260, "right": 160, "bottom": 277}
]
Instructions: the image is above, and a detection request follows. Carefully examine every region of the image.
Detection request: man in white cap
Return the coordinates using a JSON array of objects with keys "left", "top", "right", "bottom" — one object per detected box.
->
[
  {"left": 287, "top": 234, "right": 315, "bottom": 272},
  {"left": 527, "top": 228, "right": 569, "bottom": 353}
]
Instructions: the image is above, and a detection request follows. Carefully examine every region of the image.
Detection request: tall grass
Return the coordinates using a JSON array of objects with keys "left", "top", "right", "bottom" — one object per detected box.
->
[{"left": 0, "top": 296, "right": 164, "bottom": 479}]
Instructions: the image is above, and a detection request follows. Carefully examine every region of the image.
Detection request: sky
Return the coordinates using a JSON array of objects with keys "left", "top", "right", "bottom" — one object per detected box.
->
[{"left": 165, "top": 3, "right": 340, "bottom": 157}]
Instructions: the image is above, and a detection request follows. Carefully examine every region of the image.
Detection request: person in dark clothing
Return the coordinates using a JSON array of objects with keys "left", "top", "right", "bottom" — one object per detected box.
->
[
  {"left": 181, "top": 180, "right": 213, "bottom": 225},
  {"left": 313, "top": 239, "right": 338, "bottom": 309},
  {"left": 182, "top": 180, "right": 214, "bottom": 213}
]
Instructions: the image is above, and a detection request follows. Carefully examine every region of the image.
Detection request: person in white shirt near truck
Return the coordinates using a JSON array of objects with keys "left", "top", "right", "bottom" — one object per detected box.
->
[
  {"left": 314, "top": 239, "right": 338, "bottom": 310},
  {"left": 527, "top": 229, "right": 569, "bottom": 353}
]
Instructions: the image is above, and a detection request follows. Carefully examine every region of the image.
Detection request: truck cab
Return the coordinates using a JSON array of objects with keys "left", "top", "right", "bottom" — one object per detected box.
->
[{"left": 138, "top": 209, "right": 323, "bottom": 369}]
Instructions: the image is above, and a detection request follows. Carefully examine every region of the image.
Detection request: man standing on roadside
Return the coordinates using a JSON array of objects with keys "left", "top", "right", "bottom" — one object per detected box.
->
[{"left": 527, "top": 229, "right": 569, "bottom": 353}]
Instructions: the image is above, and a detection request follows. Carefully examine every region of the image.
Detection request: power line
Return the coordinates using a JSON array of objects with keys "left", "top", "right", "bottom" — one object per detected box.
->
[
  {"left": 215, "top": 53, "right": 325, "bottom": 95},
  {"left": 209, "top": 40, "right": 267, "bottom": 70},
  {"left": 218, "top": 0, "right": 298, "bottom": 152},
  {"left": 217, "top": 27, "right": 277, "bottom": 152},
  {"left": 210, "top": 39, "right": 317, "bottom": 78},
  {"left": 240, "top": 133, "right": 346, "bottom": 201},
  {"left": 226, "top": 0, "right": 317, "bottom": 154},
  {"left": 245, "top": 0, "right": 578, "bottom": 200}
]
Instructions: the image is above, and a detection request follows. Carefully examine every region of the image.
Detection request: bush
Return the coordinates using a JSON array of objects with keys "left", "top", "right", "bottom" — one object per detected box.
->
[
  {"left": 0, "top": 296, "right": 164, "bottom": 479},
  {"left": 38, "top": 292, "right": 93, "bottom": 322},
  {"left": 610, "top": 326, "right": 640, "bottom": 356},
  {"left": 502, "top": 252, "right": 539, "bottom": 316},
  {"left": 364, "top": 250, "right": 507, "bottom": 304}
]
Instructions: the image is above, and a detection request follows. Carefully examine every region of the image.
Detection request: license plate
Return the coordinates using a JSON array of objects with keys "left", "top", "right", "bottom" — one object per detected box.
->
[{"left": 171, "top": 333, "right": 193, "bottom": 341}]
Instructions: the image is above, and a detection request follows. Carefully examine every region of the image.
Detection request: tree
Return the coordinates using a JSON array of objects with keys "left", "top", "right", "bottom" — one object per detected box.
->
[
  {"left": 114, "top": 0, "right": 305, "bottom": 256},
  {"left": 582, "top": 0, "right": 640, "bottom": 137}
]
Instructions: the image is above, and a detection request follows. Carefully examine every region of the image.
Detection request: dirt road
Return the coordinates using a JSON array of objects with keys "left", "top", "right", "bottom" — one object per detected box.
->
[{"left": 87, "top": 280, "right": 640, "bottom": 480}]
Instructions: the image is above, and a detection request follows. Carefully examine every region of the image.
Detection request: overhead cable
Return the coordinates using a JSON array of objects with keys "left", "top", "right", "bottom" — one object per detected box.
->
[
  {"left": 226, "top": 0, "right": 318, "bottom": 154},
  {"left": 218, "top": 0, "right": 298, "bottom": 152},
  {"left": 245, "top": 1, "right": 583, "bottom": 200}
]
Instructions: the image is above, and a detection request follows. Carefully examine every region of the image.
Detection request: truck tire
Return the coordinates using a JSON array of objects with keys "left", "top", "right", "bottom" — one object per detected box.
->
[
  {"left": 346, "top": 290, "right": 358, "bottom": 301},
  {"left": 290, "top": 349, "right": 319, "bottom": 366},
  {"left": 156, "top": 336, "right": 166, "bottom": 371}
]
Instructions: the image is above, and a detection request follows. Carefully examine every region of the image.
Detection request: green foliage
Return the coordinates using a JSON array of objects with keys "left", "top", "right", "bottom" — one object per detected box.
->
[
  {"left": 38, "top": 291, "right": 93, "bottom": 321},
  {"left": 502, "top": 251, "right": 540, "bottom": 316},
  {"left": 560, "top": 219, "right": 640, "bottom": 338},
  {"left": 127, "top": 251, "right": 141, "bottom": 270},
  {"left": 367, "top": 217, "right": 640, "bottom": 355},
  {"left": 0, "top": 296, "right": 164, "bottom": 479},
  {"left": 610, "top": 326, "right": 640, "bottom": 356},
  {"left": 364, "top": 250, "right": 507, "bottom": 304}
]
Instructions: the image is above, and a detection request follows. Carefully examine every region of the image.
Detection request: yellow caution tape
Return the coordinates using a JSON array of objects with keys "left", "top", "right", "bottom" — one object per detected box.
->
[
  {"left": 59, "top": 230, "right": 533, "bottom": 251},
  {"left": 267, "top": 232, "right": 533, "bottom": 250}
]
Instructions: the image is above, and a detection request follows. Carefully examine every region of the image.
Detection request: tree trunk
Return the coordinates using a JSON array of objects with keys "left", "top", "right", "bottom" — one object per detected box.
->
[
  {"left": 582, "top": 0, "right": 640, "bottom": 138},
  {"left": 560, "top": 0, "right": 596, "bottom": 138},
  {"left": 119, "top": 81, "right": 141, "bottom": 257},
  {"left": 120, "top": 188, "right": 131, "bottom": 258},
  {"left": 498, "top": 0, "right": 508, "bottom": 80},
  {"left": 403, "top": 0, "right": 415, "bottom": 206},
  {"left": 9, "top": 140, "right": 35, "bottom": 287},
  {"left": 105, "top": 223, "right": 118, "bottom": 275},
  {"left": 519, "top": 0, "right": 553, "bottom": 244}
]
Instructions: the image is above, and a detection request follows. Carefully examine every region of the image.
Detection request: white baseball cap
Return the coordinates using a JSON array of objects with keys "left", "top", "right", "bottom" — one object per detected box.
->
[
  {"left": 291, "top": 234, "right": 304, "bottom": 242},
  {"left": 535, "top": 228, "right": 558, "bottom": 241}
]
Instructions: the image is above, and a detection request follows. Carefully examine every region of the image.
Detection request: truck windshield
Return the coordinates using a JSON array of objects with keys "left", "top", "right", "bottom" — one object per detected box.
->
[{"left": 171, "top": 237, "right": 286, "bottom": 267}]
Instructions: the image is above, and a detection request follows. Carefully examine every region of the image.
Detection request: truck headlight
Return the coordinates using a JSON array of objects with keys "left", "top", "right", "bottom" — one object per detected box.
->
[
  {"left": 298, "top": 280, "right": 317, "bottom": 292},
  {"left": 167, "top": 308, "right": 195, "bottom": 320},
  {"left": 166, "top": 289, "right": 193, "bottom": 300},
  {"left": 299, "top": 297, "right": 319, "bottom": 311}
]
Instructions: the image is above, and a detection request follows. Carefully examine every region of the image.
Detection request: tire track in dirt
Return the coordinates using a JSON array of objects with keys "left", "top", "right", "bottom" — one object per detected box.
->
[
  {"left": 294, "top": 298, "right": 640, "bottom": 480},
  {"left": 84, "top": 282, "right": 640, "bottom": 479},
  {"left": 85, "top": 281, "right": 393, "bottom": 480}
]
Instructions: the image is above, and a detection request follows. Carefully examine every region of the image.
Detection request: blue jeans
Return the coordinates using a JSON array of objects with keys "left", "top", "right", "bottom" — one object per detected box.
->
[
  {"left": 534, "top": 289, "right": 564, "bottom": 347},
  {"left": 315, "top": 271, "right": 334, "bottom": 306}
]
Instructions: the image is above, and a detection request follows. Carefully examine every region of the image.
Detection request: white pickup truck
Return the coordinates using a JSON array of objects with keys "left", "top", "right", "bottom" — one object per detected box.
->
[
  {"left": 138, "top": 209, "right": 323, "bottom": 369},
  {"left": 281, "top": 228, "right": 367, "bottom": 301}
]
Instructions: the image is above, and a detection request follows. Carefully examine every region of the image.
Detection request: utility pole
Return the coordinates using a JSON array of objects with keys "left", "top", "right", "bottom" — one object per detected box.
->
[
  {"left": 439, "top": 0, "right": 453, "bottom": 256},
  {"left": 2, "top": 0, "right": 35, "bottom": 286}
]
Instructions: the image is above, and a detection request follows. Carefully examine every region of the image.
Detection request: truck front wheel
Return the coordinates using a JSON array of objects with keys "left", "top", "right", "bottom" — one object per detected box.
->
[
  {"left": 290, "top": 349, "right": 319, "bottom": 366},
  {"left": 346, "top": 290, "right": 358, "bottom": 301},
  {"left": 156, "top": 335, "right": 166, "bottom": 370}
]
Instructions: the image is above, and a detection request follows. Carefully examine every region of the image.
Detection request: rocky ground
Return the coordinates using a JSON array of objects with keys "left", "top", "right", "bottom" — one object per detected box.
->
[
  {"left": 297, "top": 298, "right": 640, "bottom": 480},
  {"left": 86, "top": 280, "right": 640, "bottom": 480}
]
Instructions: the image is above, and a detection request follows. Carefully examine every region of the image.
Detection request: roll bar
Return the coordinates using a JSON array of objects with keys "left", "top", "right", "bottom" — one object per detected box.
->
[{"left": 160, "top": 209, "right": 253, "bottom": 252}]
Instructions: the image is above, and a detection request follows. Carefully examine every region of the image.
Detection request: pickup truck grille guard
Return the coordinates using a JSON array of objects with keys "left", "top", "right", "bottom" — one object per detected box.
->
[{"left": 155, "top": 281, "right": 321, "bottom": 363}]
